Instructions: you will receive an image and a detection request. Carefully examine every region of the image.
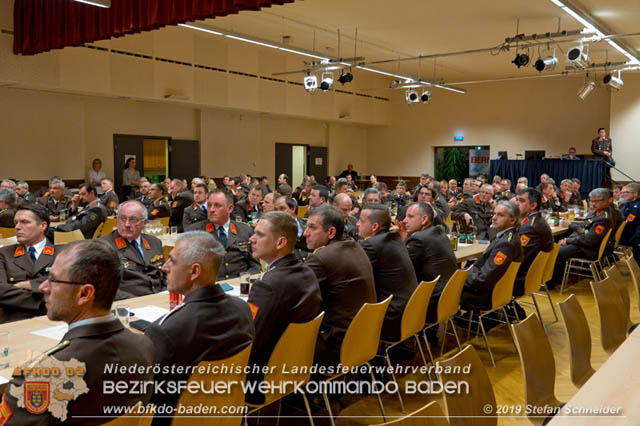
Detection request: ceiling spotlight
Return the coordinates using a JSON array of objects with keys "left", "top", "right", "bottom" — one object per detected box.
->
[
  {"left": 320, "top": 72, "right": 334, "bottom": 91},
  {"left": 512, "top": 53, "right": 530, "bottom": 68},
  {"left": 567, "top": 45, "right": 589, "bottom": 69},
  {"left": 603, "top": 72, "right": 624, "bottom": 90},
  {"left": 534, "top": 55, "right": 558, "bottom": 72},
  {"left": 405, "top": 89, "right": 419, "bottom": 104},
  {"left": 338, "top": 72, "right": 353, "bottom": 85},
  {"left": 420, "top": 90, "right": 431, "bottom": 104},
  {"left": 303, "top": 75, "right": 318, "bottom": 93},
  {"left": 577, "top": 81, "right": 595, "bottom": 100}
]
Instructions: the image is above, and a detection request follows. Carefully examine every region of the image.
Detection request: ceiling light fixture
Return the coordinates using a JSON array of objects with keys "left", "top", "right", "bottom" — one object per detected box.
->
[
  {"left": 512, "top": 52, "right": 530, "bottom": 68},
  {"left": 534, "top": 50, "right": 558, "bottom": 72},
  {"left": 576, "top": 81, "right": 595, "bottom": 100},
  {"left": 566, "top": 44, "right": 590, "bottom": 69},
  {"left": 338, "top": 72, "right": 354, "bottom": 85},
  {"left": 319, "top": 72, "right": 334, "bottom": 91},
  {"left": 303, "top": 75, "right": 318, "bottom": 93},
  {"left": 603, "top": 72, "right": 624, "bottom": 90},
  {"left": 420, "top": 90, "right": 431, "bottom": 104},
  {"left": 74, "top": 0, "right": 110, "bottom": 7},
  {"left": 405, "top": 89, "right": 419, "bottom": 104}
]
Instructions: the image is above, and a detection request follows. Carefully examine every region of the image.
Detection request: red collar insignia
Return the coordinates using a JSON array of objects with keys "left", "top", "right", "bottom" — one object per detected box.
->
[
  {"left": 596, "top": 210, "right": 603, "bottom": 215},
  {"left": 230, "top": 223, "right": 237, "bottom": 235},
  {"left": 193, "top": 204, "right": 199, "bottom": 210},
  {"left": 115, "top": 237, "right": 127, "bottom": 249},
  {"left": 521, "top": 217, "right": 529, "bottom": 225},
  {"left": 628, "top": 213, "right": 636, "bottom": 222},
  {"left": 14, "top": 246, "right": 24, "bottom": 257},
  {"left": 172, "top": 201, "right": 178, "bottom": 208},
  {"left": 43, "top": 246, "right": 54, "bottom": 256},
  {"left": 142, "top": 239, "right": 151, "bottom": 250},
  {"left": 206, "top": 223, "right": 214, "bottom": 233},
  {"left": 474, "top": 196, "right": 480, "bottom": 204}
]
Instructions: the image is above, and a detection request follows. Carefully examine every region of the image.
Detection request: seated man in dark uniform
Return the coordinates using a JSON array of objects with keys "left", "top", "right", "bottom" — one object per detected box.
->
[
  {"left": 549, "top": 188, "right": 614, "bottom": 288},
  {"left": 182, "top": 183, "right": 209, "bottom": 230},
  {"left": 539, "top": 182, "right": 567, "bottom": 212},
  {"left": 333, "top": 193, "right": 359, "bottom": 240},
  {"left": 145, "top": 231, "right": 255, "bottom": 422},
  {"left": 0, "top": 204, "right": 55, "bottom": 323},
  {"left": 37, "top": 177, "right": 73, "bottom": 222},
  {"left": 233, "top": 186, "right": 263, "bottom": 223},
  {"left": 358, "top": 204, "right": 418, "bottom": 341},
  {"left": 15, "top": 181, "right": 35, "bottom": 206},
  {"left": 452, "top": 183, "right": 495, "bottom": 240},
  {"left": 136, "top": 179, "right": 152, "bottom": 208},
  {"left": 620, "top": 183, "right": 640, "bottom": 265},
  {"left": 102, "top": 200, "right": 165, "bottom": 299},
  {"left": 275, "top": 195, "right": 311, "bottom": 262},
  {"left": 50, "top": 184, "right": 107, "bottom": 239},
  {"left": 1, "top": 240, "right": 155, "bottom": 425},
  {"left": 99, "top": 178, "right": 120, "bottom": 216},
  {"left": 304, "top": 205, "right": 376, "bottom": 366},
  {"left": 168, "top": 178, "right": 194, "bottom": 233},
  {"left": 461, "top": 201, "right": 523, "bottom": 311},
  {"left": 185, "top": 189, "right": 260, "bottom": 280},
  {"left": 246, "top": 211, "right": 321, "bottom": 402},
  {"left": 147, "top": 183, "right": 171, "bottom": 221},
  {"left": 0, "top": 189, "right": 17, "bottom": 228}
]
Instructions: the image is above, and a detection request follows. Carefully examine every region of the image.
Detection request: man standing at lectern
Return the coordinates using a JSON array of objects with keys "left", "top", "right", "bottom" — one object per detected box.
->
[{"left": 591, "top": 127, "right": 613, "bottom": 188}]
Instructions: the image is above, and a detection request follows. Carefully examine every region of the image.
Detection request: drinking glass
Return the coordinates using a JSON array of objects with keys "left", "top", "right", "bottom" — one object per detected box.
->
[
  {"left": 0, "top": 332, "right": 8, "bottom": 368},
  {"left": 115, "top": 305, "right": 130, "bottom": 327}
]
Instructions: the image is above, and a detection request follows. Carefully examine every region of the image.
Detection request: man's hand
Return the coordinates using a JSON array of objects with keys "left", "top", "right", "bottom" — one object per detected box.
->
[
  {"left": 560, "top": 219, "right": 571, "bottom": 228},
  {"left": 394, "top": 220, "right": 408, "bottom": 241},
  {"left": 463, "top": 213, "right": 473, "bottom": 226},
  {"left": 559, "top": 238, "right": 567, "bottom": 246},
  {"left": 14, "top": 281, "right": 32, "bottom": 290},
  {"left": 604, "top": 151, "right": 611, "bottom": 157}
]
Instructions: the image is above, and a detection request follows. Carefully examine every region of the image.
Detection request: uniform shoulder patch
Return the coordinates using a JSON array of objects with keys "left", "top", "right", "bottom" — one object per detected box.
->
[
  {"left": 247, "top": 302, "right": 259, "bottom": 320},
  {"left": 151, "top": 209, "right": 159, "bottom": 216},
  {"left": 115, "top": 237, "right": 127, "bottom": 249},
  {"left": 628, "top": 213, "right": 636, "bottom": 222},
  {"left": 14, "top": 246, "right": 25, "bottom": 257},
  {"left": 595, "top": 224, "right": 605, "bottom": 234},
  {"left": 172, "top": 201, "right": 178, "bottom": 208},
  {"left": 230, "top": 223, "right": 237, "bottom": 235},
  {"left": 0, "top": 393, "right": 13, "bottom": 425},
  {"left": 521, "top": 217, "right": 529, "bottom": 225},
  {"left": 493, "top": 251, "right": 507, "bottom": 265},
  {"left": 520, "top": 235, "right": 531, "bottom": 247},
  {"left": 206, "top": 223, "right": 214, "bottom": 233},
  {"left": 110, "top": 201, "right": 116, "bottom": 208},
  {"left": 43, "top": 246, "right": 54, "bottom": 256},
  {"left": 142, "top": 239, "right": 151, "bottom": 250}
]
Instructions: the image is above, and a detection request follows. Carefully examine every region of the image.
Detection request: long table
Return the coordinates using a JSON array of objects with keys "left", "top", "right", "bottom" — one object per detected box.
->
[{"left": 548, "top": 327, "right": 640, "bottom": 425}]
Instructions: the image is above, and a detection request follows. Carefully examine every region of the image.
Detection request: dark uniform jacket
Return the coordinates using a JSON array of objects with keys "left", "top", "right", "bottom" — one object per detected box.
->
[
  {"left": 2, "top": 317, "right": 154, "bottom": 426},
  {"left": 344, "top": 215, "right": 360, "bottom": 241},
  {"left": 247, "top": 254, "right": 321, "bottom": 400},
  {"left": 435, "top": 194, "right": 451, "bottom": 219},
  {"left": 294, "top": 218, "right": 312, "bottom": 262},
  {"left": 54, "top": 200, "right": 107, "bottom": 239},
  {"left": 182, "top": 202, "right": 208, "bottom": 230},
  {"left": 515, "top": 212, "right": 553, "bottom": 296},
  {"left": 541, "top": 195, "right": 567, "bottom": 213},
  {"left": 145, "top": 285, "right": 254, "bottom": 419},
  {"left": 0, "top": 240, "right": 55, "bottom": 323},
  {"left": 305, "top": 237, "right": 376, "bottom": 361},
  {"left": 184, "top": 220, "right": 261, "bottom": 280},
  {"left": 233, "top": 200, "right": 262, "bottom": 223},
  {"left": 566, "top": 208, "right": 614, "bottom": 259},
  {"left": 604, "top": 206, "right": 624, "bottom": 256},
  {"left": 360, "top": 230, "right": 418, "bottom": 341},
  {"left": 169, "top": 190, "right": 194, "bottom": 232},
  {"left": 621, "top": 199, "right": 640, "bottom": 245},
  {"left": 451, "top": 195, "right": 493, "bottom": 240},
  {"left": 17, "top": 192, "right": 35, "bottom": 206},
  {"left": 591, "top": 137, "right": 613, "bottom": 158},
  {"left": 0, "top": 208, "right": 16, "bottom": 228},
  {"left": 406, "top": 225, "right": 458, "bottom": 322},
  {"left": 147, "top": 197, "right": 171, "bottom": 221},
  {"left": 392, "top": 193, "right": 412, "bottom": 208},
  {"left": 100, "top": 189, "right": 119, "bottom": 216},
  {"left": 101, "top": 231, "right": 166, "bottom": 299},
  {"left": 136, "top": 194, "right": 152, "bottom": 209},
  {"left": 461, "top": 227, "right": 523, "bottom": 311},
  {"left": 37, "top": 194, "right": 73, "bottom": 219}
]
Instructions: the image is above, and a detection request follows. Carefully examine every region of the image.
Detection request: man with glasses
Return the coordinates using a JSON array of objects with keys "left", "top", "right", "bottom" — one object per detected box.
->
[
  {"left": 549, "top": 188, "right": 615, "bottom": 289},
  {"left": 37, "top": 177, "right": 73, "bottom": 222},
  {"left": 620, "top": 183, "right": 640, "bottom": 265},
  {"left": 452, "top": 183, "right": 495, "bottom": 240},
  {"left": 1, "top": 240, "right": 154, "bottom": 424},
  {"left": 102, "top": 200, "right": 165, "bottom": 299},
  {"left": 562, "top": 147, "right": 581, "bottom": 160},
  {"left": 0, "top": 204, "right": 54, "bottom": 323}
]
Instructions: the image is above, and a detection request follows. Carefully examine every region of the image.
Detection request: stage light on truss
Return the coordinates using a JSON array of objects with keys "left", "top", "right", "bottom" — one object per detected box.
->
[
  {"left": 512, "top": 53, "right": 530, "bottom": 68},
  {"left": 420, "top": 90, "right": 431, "bottom": 104},
  {"left": 577, "top": 81, "right": 595, "bottom": 100},
  {"left": 303, "top": 75, "right": 318, "bottom": 93},
  {"left": 534, "top": 55, "right": 558, "bottom": 72},
  {"left": 567, "top": 45, "right": 590, "bottom": 69},
  {"left": 603, "top": 72, "right": 623, "bottom": 90},
  {"left": 338, "top": 72, "right": 353, "bottom": 85},
  {"left": 320, "top": 72, "right": 334, "bottom": 91}
]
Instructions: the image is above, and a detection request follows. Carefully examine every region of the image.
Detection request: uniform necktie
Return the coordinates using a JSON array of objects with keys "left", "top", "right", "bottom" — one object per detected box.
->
[
  {"left": 131, "top": 240, "right": 145, "bottom": 262},
  {"left": 28, "top": 246, "right": 37, "bottom": 264},
  {"left": 217, "top": 226, "right": 228, "bottom": 248},
  {"left": 201, "top": 205, "right": 207, "bottom": 213}
]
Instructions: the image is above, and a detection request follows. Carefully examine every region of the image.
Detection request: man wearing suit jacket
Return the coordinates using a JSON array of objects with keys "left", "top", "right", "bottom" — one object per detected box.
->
[
  {"left": 357, "top": 204, "right": 418, "bottom": 341},
  {"left": 304, "top": 205, "right": 376, "bottom": 366},
  {"left": 452, "top": 184, "right": 495, "bottom": 240},
  {"left": 168, "top": 178, "right": 194, "bottom": 233},
  {"left": 398, "top": 202, "right": 458, "bottom": 323},
  {"left": 1, "top": 240, "right": 154, "bottom": 425},
  {"left": 37, "top": 177, "right": 73, "bottom": 222},
  {"left": 461, "top": 201, "right": 523, "bottom": 311},
  {"left": 101, "top": 200, "right": 166, "bottom": 299},
  {"left": 247, "top": 211, "right": 322, "bottom": 402},
  {"left": 185, "top": 190, "right": 260, "bottom": 279},
  {"left": 51, "top": 184, "right": 107, "bottom": 240},
  {"left": 147, "top": 184, "right": 171, "bottom": 221},
  {"left": 145, "top": 232, "right": 254, "bottom": 424},
  {"left": 99, "top": 178, "right": 120, "bottom": 216},
  {"left": 0, "top": 204, "right": 54, "bottom": 323},
  {"left": 233, "top": 186, "right": 264, "bottom": 223},
  {"left": 275, "top": 195, "right": 312, "bottom": 262},
  {"left": 182, "top": 183, "right": 208, "bottom": 230}
]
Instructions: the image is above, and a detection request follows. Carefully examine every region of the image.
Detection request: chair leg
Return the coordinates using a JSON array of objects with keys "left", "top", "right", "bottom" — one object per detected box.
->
[
  {"left": 466, "top": 310, "right": 474, "bottom": 341},
  {"left": 560, "top": 260, "right": 571, "bottom": 295},
  {"left": 421, "top": 330, "right": 436, "bottom": 373},
  {"left": 367, "top": 362, "right": 387, "bottom": 422},
  {"left": 477, "top": 314, "right": 496, "bottom": 368},
  {"left": 440, "top": 320, "right": 448, "bottom": 354},
  {"left": 384, "top": 347, "right": 406, "bottom": 413},
  {"left": 449, "top": 318, "right": 463, "bottom": 351},
  {"left": 322, "top": 392, "right": 336, "bottom": 426},
  {"left": 502, "top": 306, "right": 518, "bottom": 353},
  {"left": 413, "top": 334, "right": 430, "bottom": 368},
  {"left": 300, "top": 390, "right": 315, "bottom": 426},
  {"left": 541, "top": 284, "right": 559, "bottom": 322},
  {"left": 276, "top": 399, "right": 282, "bottom": 426},
  {"left": 531, "top": 294, "right": 544, "bottom": 329},
  {"left": 511, "top": 300, "right": 521, "bottom": 323}
]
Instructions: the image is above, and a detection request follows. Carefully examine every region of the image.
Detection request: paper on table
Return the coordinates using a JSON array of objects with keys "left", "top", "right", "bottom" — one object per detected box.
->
[
  {"left": 0, "top": 376, "right": 8, "bottom": 385},
  {"left": 132, "top": 305, "right": 169, "bottom": 323},
  {"left": 31, "top": 324, "right": 69, "bottom": 341}
]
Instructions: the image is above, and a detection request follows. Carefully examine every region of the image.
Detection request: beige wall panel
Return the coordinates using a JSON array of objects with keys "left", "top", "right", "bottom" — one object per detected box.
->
[
  {"left": 328, "top": 122, "right": 367, "bottom": 177},
  {"left": 0, "top": 35, "right": 60, "bottom": 87},
  {"left": 193, "top": 68, "right": 229, "bottom": 106},
  {"left": 108, "top": 31, "right": 154, "bottom": 56},
  {"left": 258, "top": 49, "right": 286, "bottom": 77},
  {"left": 610, "top": 74, "right": 640, "bottom": 182},
  {"left": 227, "top": 73, "right": 260, "bottom": 111},
  {"left": 153, "top": 61, "right": 194, "bottom": 100},
  {"left": 227, "top": 39, "right": 259, "bottom": 75},
  {"left": 0, "top": 0, "right": 13, "bottom": 30},
  {"left": 258, "top": 79, "right": 286, "bottom": 114},
  {"left": 59, "top": 47, "right": 110, "bottom": 93},
  {"left": 310, "top": 89, "right": 335, "bottom": 120},
  {"left": 285, "top": 83, "right": 312, "bottom": 116},
  {"left": 193, "top": 34, "right": 229, "bottom": 69},
  {"left": 153, "top": 25, "right": 194, "bottom": 63},
  {"left": 110, "top": 54, "right": 154, "bottom": 98}
]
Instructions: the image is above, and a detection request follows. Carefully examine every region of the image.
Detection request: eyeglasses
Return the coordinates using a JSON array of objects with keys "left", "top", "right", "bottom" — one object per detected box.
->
[
  {"left": 117, "top": 216, "right": 143, "bottom": 224},
  {"left": 47, "top": 274, "right": 85, "bottom": 285}
]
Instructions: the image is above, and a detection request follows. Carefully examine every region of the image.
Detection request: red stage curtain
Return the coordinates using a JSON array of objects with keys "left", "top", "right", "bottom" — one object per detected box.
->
[{"left": 13, "top": 0, "right": 294, "bottom": 55}]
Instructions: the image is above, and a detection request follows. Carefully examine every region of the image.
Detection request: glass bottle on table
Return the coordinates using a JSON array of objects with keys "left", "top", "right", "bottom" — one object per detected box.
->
[{"left": 450, "top": 222, "right": 459, "bottom": 251}]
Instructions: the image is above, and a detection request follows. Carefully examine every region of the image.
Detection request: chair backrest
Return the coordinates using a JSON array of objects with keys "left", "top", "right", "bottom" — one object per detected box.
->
[
  {"left": 597, "top": 229, "right": 612, "bottom": 260},
  {"left": 491, "top": 261, "right": 521, "bottom": 309},
  {"left": 523, "top": 251, "right": 551, "bottom": 297},
  {"left": 625, "top": 256, "right": 640, "bottom": 311},
  {"left": 541, "top": 243, "right": 561, "bottom": 285},
  {"left": 172, "top": 344, "right": 252, "bottom": 426},
  {"left": 438, "top": 345, "right": 497, "bottom": 426},
  {"left": 557, "top": 294, "right": 595, "bottom": 388},
  {"left": 605, "top": 264, "right": 632, "bottom": 329},
  {"left": 101, "top": 217, "right": 119, "bottom": 237},
  {"left": 369, "top": 400, "right": 450, "bottom": 426},
  {"left": 0, "top": 227, "right": 16, "bottom": 238},
  {"left": 158, "top": 216, "right": 170, "bottom": 227},
  {"left": 92, "top": 222, "right": 105, "bottom": 239},
  {"left": 262, "top": 312, "right": 324, "bottom": 404},
  {"left": 297, "top": 205, "right": 308, "bottom": 218},
  {"left": 590, "top": 277, "right": 627, "bottom": 353},
  {"left": 399, "top": 278, "right": 438, "bottom": 341},
  {"left": 614, "top": 220, "right": 627, "bottom": 248},
  {"left": 54, "top": 229, "right": 85, "bottom": 245},
  {"left": 340, "top": 296, "right": 392, "bottom": 368},
  {"left": 435, "top": 268, "right": 471, "bottom": 324},
  {"left": 512, "top": 313, "right": 561, "bottom": 416}
]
